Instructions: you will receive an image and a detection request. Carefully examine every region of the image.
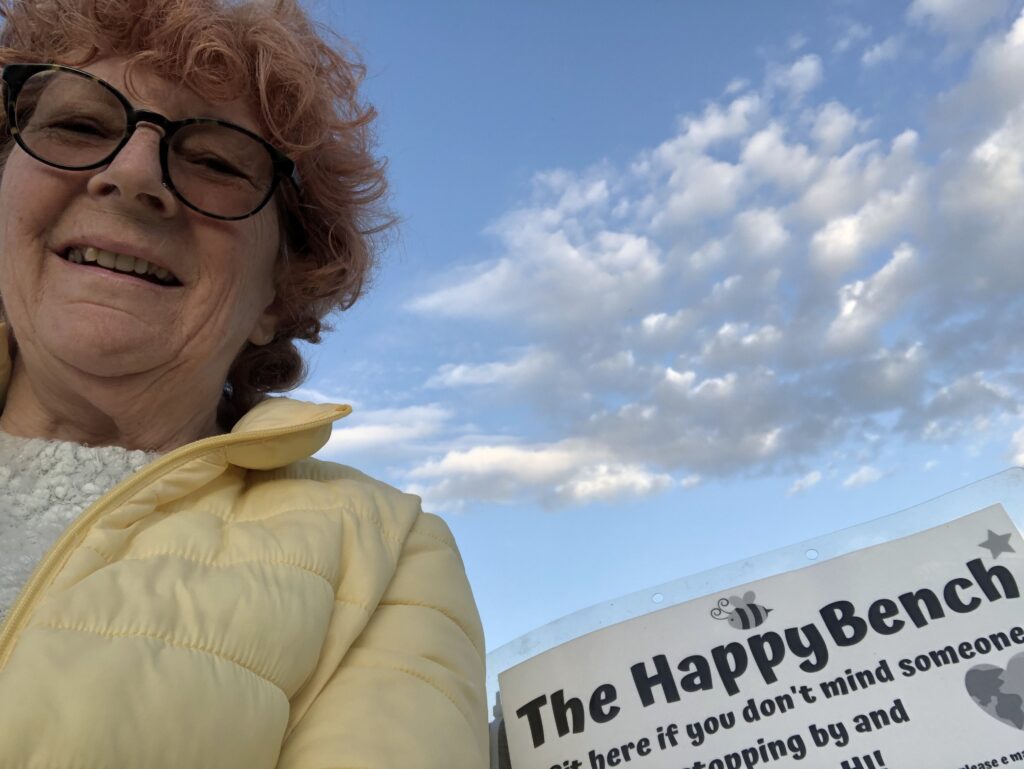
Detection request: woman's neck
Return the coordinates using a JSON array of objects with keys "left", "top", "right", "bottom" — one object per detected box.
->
[{"left": 0, "top": 354, "right": 222, "bottom": 452}]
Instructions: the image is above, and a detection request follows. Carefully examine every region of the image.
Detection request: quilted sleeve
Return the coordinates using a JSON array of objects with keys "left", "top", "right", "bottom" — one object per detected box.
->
[{"left": 275, "top": 512, "right": 488, "bottom": 769}]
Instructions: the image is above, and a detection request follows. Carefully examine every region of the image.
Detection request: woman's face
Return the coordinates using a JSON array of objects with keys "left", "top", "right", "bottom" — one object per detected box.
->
[{"left": 0, "top": 58, "right": 279, "bottom": 389}]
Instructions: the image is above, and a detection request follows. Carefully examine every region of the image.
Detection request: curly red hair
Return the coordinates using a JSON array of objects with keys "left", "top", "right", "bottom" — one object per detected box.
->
[{"left": 0, "top": 0, "right": 390, "bottom": 425}]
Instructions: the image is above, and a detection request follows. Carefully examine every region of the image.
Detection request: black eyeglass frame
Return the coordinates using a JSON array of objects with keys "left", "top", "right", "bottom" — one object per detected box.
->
[{"left": 1, "top": 62, "right": 298, "bottom": 221}]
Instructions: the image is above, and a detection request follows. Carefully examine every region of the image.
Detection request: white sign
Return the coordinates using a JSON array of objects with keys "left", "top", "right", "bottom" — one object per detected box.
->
[{"left": 499, "top": 504, "right": 1024, "bottom": 769}]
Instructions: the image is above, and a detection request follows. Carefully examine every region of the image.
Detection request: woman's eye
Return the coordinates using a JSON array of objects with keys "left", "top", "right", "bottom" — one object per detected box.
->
[
  {"left": 44, "top": 117, "right": 117, "bottom": 138},
  {"left": 186, "top": 153, "right": 246, "bottom": 177},
  {"left": 203, "top": 157, "right": 242, "bottom": 175},
  {"left": 60, "top": 121, "right": 102, "bottom": 134}
]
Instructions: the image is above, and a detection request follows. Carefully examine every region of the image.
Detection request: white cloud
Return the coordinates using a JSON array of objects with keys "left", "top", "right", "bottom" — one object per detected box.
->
[
  {"left": 742, "top": 124, "right": 819, "bottom": 188},
  {"left": 407, "top": 439, "right": 672, "bottom": 507},
  {"left": 410, "top": 441, "right": 596, "bottom": 486},
  {"left": 406, "top": 259, "right": 517, "bottom": 320},
  {"left": 701, "top": 322, "right": 783, "bottom": 367},
  {"left": 843, "top": 465, "right": 883, "bottom": 488},
  {"left": 655, "top": 155, "right": 746, "bottom": 227},
  {"left": 664, "top": 94, "right": 763, "bottom": 154},
  {"left": 769, "top": 54, "right": 824, "bottom": 99},
  {"left": 825, "top": 244, "right": 920, "bottom": 351},
  {"left": 641, "top": 309, "right": 696, "bottom": 338},
  {"left": 908, "top": 0, "right": 1014, "bottom": 40},
  {"left": 796, "top": 130, "right": 920, "bottom": 225},
  {"left": 733, "top": 208, "right": 790, "bottom": 256},
  {"left": 555, "top": 464, "right": 674, "bottom": 504},
  {"left": 686, "top": 238, "right": 728, "bottom": 272},
  {"left": 724, "top": 78, "right": 749, "bottom": 95},
  {"left": 862, "top": 36, "right": 903, "bottom": 67},
  {"left": 321, "top": 405, "right": 451, "bottom": 455},
  {"left": 811, "top": 102, "right": 859, "bottom": 154},
  {"left": 410, "top": 217, "right": 663, "bottom": 330},
  {"left": 788, "top": 470, "right": 823, "bottom": 495},
  {"left": 936, "top": 8, "right": 1024, "bottom": 130},
  {"left": 590, "top": 350, "right": 638, "bottom": 379},
  {"left": 912, "top": 374, "right": 1015, "bottom": 439},
  {"left": 533, "top": 169, "right": 611, "bottom": 217},
  {"left": 810, "top": 173, "right": 923, "bottom": 274},
  {"left": 663, "top": 368, "right": 738, "bottom": 402},
  {"left": 1011, "top": 426, "right": 1024, "bottom": 465},
  {"left": 290, "top": 386, "right": 346, "bottom": 404},
  {"left": 946, "top": 108, "right": 1024, "bottom": 227},
  {"left": 681, "top": 474, "right": 702, "bottom": 489},
  {"left": 427, "top": 348, "right": 554, "bottom": 388},
  {"left": 835, "top": 22, "right": 872, "bottom": 54}
]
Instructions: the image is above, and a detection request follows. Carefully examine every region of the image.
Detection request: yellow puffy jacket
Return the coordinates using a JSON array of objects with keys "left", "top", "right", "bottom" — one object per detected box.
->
[{"left": 0, "top": 328, "right": 488, "bottom": 768}]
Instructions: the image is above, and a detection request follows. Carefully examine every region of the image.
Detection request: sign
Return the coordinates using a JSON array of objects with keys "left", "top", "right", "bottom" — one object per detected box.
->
[{"left": 499, "top": 504, "right": 1024, "bottom": 769}]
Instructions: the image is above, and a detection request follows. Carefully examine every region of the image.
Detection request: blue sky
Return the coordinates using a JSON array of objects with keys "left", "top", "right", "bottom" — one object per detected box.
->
[{"left": 298, "top": 0, "right": 1024, "bottom": 651}]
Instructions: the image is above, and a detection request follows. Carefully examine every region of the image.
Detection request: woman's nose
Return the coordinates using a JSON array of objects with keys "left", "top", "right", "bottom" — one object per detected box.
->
[{"left": 85, "top": 125, "right": 180, "bottom": 217}]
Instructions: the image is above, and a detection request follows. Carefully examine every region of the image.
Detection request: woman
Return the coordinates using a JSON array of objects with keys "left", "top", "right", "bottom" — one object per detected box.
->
[{"left": 0, "top": 0, "right": 487, "bottom": 767}]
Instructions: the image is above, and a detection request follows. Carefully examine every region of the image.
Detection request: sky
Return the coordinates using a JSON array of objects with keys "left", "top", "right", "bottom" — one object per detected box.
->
[{"left": 295, "top": 0, "right": 1024, "bottom": 653}]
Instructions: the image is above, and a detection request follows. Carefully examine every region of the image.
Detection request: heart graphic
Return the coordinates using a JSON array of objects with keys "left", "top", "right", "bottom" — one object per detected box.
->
[{"left": 966, "top": 652, "right": 1024, "bottom": 730}]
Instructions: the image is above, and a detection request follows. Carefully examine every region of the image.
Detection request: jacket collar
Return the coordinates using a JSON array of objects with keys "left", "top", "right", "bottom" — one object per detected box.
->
[{"left": 0, "top": 322, "right": 350, "bottom": 469}]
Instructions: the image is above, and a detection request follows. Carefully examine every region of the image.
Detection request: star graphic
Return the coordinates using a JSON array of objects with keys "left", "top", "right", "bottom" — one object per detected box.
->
[{"left": 979, "top": 530, "right": 1016, "bottom": 559}]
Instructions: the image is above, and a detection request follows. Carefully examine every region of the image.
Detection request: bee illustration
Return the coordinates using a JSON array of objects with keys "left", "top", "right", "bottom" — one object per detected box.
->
[{"left": 710, "top": 591, "right": 772, "bottom": 630}]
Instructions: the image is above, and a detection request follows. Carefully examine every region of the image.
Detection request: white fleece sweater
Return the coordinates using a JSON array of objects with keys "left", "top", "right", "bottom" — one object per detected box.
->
[{"left": 0, "top": 432, "right": 158, "bottom": 624}]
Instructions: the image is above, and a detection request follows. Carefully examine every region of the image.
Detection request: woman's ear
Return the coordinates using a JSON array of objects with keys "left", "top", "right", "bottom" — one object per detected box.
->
[{"left": 247, "top": 299, "right": 279, "bottom": 346}]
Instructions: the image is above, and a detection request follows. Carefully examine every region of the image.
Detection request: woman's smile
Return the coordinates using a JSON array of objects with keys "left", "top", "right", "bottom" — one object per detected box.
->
[
  {"left": 56, "top": 244, "right": 182, "bottom": 287},
  {"left": 51, "top": 248, "right": 179, "bottom": 293}
]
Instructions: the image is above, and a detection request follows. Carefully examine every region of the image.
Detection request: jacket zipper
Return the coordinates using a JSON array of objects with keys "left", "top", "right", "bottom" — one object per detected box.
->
[{"left": 0, "top": 409, "right": 346, "bottom": 670}]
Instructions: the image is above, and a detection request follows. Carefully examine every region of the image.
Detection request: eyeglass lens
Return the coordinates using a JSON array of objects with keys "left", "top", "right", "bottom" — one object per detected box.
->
[{"left": 12, "top": 68, "right": 276, "bottom": 218}]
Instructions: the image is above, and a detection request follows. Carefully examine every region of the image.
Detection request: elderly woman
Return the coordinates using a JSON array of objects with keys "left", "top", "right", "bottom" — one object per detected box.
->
[{"left": 0, "top": 0, "right": 486, "bottom": 767}]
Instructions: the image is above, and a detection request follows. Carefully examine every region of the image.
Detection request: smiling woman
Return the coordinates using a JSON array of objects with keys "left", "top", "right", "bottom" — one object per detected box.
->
[{"left": 0, "top": 1, "right": 486, "bottom": 767}]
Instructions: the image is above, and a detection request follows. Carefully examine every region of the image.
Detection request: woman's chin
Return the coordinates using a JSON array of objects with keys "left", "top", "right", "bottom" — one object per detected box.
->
[{"left": 39, "top": 318, "right": 176, "bottom": 379}]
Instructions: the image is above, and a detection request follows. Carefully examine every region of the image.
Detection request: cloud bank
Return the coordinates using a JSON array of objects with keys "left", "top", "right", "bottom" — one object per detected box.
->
[{"left": 330, "top": 8, "right": 1024, "bottom": 509}]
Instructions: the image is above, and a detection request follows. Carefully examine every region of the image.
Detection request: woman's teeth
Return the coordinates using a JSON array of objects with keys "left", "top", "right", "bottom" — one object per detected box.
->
[{"left": 65, "top": 246, "right": 176, "bottom": 284}]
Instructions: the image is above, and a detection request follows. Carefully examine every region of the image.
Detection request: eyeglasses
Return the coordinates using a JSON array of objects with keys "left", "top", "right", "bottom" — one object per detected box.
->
[{"left": 1, "top": 63, "right": 297, "bottom": 220}]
